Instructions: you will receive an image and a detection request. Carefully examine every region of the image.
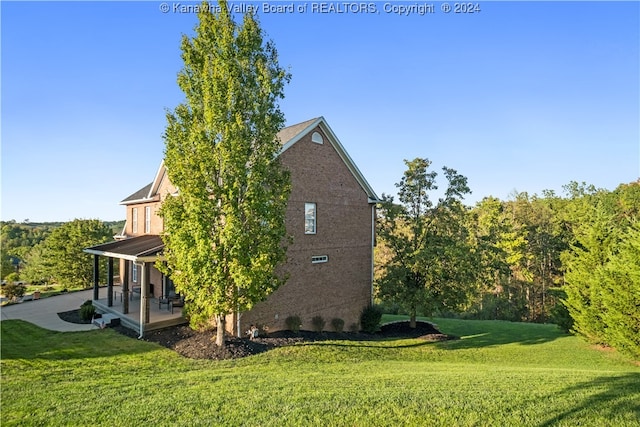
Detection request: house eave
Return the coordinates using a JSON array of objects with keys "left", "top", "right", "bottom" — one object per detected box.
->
[
  {"left": 119, "top": 196, "right": 160, "bottom": 206},
  {"left": 83, "top": 249, "right": 165, "bottom": 263}
]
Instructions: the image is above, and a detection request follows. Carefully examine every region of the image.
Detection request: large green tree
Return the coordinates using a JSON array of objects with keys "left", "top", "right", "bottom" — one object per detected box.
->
[
  {"left": 1, "top": 221, "right": 53, "bottom": 279},
  {"left": 20, "top": 219, "right": 112, "bottom": 288},
  {"left": 376, "top": 158, "right": 478, "bottom": 327},
  {"left": 599, "top": 223, "right": 640, "bottom": 359},
  {"left": 159, "top": 0, "right": 291, "bottom": 346},
  {"left": 562, "top": 181, "right": 640, "bottom": 357}
]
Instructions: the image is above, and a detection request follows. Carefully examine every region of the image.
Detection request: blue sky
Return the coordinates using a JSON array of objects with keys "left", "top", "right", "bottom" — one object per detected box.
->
[{"left": 2, "top": 1, "right": 638, "bottom": 222}]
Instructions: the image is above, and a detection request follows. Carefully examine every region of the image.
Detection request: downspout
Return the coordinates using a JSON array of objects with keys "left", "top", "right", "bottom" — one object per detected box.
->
[
  {"left": 236, "top": 310, "right": 241, "bottom": 338},
  {"left": 371, "top": 203, "right": 376, "bottom": 306},
  {"left": 236, "top": 286, "right": 241, "bottom": 338},
  {"left": 138, "top": 261, "right": 146, "bottom": 339}
]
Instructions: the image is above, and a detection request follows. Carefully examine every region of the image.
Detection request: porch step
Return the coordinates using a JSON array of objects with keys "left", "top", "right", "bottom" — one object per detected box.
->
[{"left": 93, "top": 313, "right": 121, "bottom": 328}]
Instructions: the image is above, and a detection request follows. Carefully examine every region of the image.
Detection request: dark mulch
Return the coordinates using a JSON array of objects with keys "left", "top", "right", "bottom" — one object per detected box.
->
[
  {"left": 57, "top": 309, "right": 94, "bottom": 324},
  {"left": 57, "top": 309, "right": 454, "bottom": 360}
]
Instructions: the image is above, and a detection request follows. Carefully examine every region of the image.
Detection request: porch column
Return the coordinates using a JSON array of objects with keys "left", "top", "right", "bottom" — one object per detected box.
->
[
  {"left": 92, "top": 255, "right": 100, "bottom": 301},
  {"left": 138, "top": 262, "right": 149, "bottom": 338},
  {"left": 162, "top": 273, "right": 166, "bottom": 299},
  {"left": 122, "top": 260, "right": 130, "bottom": 315},
  {"left": 144, "top": 262, "right": 150, "bottom": 323},
  {"left": 107, "top": 257, "right": 114, "bottom": 307}
]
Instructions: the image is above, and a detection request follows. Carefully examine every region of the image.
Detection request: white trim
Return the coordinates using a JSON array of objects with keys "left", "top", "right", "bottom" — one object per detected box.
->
[
  {"left": 83, "top": 249, "right": 165, "bottom": 264},
  {"left": 117, "top": 221, "right": 127, "bottom": 239},
  {"left": 148, "top": 161, "right": 166, "bottom": 199},
  {"left": 132, "top": 208, "right": 138, "bottom": 234},
  {"left": 311, "top": 131, "right": 324, "bottom": 144},
  {"left": 144, "top": 206, "right": 151, "bottom": 233}
]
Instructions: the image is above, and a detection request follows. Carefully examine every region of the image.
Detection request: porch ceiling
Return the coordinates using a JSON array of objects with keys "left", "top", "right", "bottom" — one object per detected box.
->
[{"left": 84, "top": 235, "right": 165, "bottom": 263}]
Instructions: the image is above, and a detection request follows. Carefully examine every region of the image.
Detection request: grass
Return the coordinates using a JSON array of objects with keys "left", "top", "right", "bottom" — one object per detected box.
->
[{"left": 2, "top": 317, "right": 639, "bottom": 426}]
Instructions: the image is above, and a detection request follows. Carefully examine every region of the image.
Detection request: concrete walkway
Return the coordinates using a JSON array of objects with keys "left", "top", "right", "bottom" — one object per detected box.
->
[{"left": 1, "top": 289, "right": 98, "bottom": 332}]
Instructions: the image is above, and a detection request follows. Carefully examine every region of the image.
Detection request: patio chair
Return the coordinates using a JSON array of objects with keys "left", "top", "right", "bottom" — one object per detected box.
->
[
  {"left": 169, "top": 295, "right": 184, "bottom": 314},
  {"left": 158, "top": 296, "right": 170, "bottom": 311}
]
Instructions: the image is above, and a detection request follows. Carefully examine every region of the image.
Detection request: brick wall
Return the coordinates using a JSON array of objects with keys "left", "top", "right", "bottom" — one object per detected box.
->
[{"left": 237, "top": 125, "right": 374, "bottom": 333}]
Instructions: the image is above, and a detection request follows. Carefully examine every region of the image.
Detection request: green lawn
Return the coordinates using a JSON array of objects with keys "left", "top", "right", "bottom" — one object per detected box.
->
[{"left": 2, "top": 317, "right": 638, "bottom": 426}]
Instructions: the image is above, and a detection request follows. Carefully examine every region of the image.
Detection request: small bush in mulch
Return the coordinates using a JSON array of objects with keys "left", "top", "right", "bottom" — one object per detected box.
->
[
  {"left": 311, "top": 315, "right": 326, "bottom": 332},
  {"left": 331, "top": 317, "right": 345, "bottom": 333},
  {"left": 79, "top": 300, "right": 96, "bottom": 321},
  {"left": 360, "top": 305, "right": 383, "bottom": 333},
  {"left": 284, "top": 315, "right": 302, "bottom": 333}
]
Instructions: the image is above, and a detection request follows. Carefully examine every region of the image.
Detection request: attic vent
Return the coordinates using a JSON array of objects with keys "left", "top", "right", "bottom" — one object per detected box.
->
[
  {"left": 311, "top": 255, "right": 328, "bottom": 264},
  {"left": 311, "top": 131, "right": 324, "bottom": 144}
]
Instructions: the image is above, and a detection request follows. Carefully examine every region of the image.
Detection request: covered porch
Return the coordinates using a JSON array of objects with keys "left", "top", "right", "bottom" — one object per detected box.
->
[
  {"left": 84, "top": 235, "right": 187, "bottom": 337},
  {"left": 92, "top": 286, "right": 186, "bottom": 332}
]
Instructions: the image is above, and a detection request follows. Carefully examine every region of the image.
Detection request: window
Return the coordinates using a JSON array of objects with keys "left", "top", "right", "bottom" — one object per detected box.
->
[
  {"left": 311, "top": 131, "right": 324, "bottom": 144},
  {"left": 311, "top": 255, "right": 328, "bottom": 264},
  {"left": 132, "top": 264, "right": 138, "bottom": 283},
  {"left": 145, "top": 206, "right": 151, "bottom": 233},
  {"left": 132, "top": 208, "right": 138, "bottom": 234},
  {"left": 305, "top": 203, "right": 316, "bottom": 234}
]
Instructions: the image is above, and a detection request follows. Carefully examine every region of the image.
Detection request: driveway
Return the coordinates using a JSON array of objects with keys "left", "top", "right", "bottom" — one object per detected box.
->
[{"left": 1, "top": 289, "right": 97, "bottom": 332}]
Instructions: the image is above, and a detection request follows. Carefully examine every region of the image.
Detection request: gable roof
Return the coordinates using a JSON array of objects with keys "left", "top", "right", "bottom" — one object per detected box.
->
[
  {"left": 123, "top": 117, "right": 379, "bottom": 205},
  {"left": 276, "top": 117, "right": 320, "bottom": 146},
  {"left": 279, "top": 117, "right": 379, "bottom": 203}
]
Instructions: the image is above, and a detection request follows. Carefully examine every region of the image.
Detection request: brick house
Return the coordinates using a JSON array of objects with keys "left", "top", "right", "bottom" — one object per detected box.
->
[{"left": 86, "top": 117, "right": 379, "bottom": 336}]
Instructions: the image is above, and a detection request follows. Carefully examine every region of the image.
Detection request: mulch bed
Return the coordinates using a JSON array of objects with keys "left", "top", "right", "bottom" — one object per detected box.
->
[
  {"left": 58, "top": 309, "right": 454, "bottom": 360},
  {"left": 58, "top": 309, "right": 93, "bottom": 324}
]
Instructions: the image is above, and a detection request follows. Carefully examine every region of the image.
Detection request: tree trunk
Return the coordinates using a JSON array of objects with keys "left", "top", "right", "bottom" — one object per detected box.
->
[
  {"left": 216, "top": 315, "right": 226, "bottom": 347},
  {"left": 409, "top": 307, "right": 417, "bottom": 328}
]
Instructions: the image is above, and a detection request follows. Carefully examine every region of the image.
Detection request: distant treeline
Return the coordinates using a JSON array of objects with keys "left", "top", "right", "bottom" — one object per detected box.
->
[
  {"left": 1, "top": 219, "right": 125, "bottom": 278},
  {"left": 375, "top": 178, "right": 640, "bottom": 358}
]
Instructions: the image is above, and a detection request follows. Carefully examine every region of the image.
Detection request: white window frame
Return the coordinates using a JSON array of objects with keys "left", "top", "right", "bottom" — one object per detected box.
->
[
  {"left": 144, "top": 206, "right": 151, "bottom": 233},
  {"left": 311, "top": 131, "right": 324, "bottom": 144},
  {"left": 132, "top": 208, "right": 138, "bottom": 234},
  {"left": 305, "top": 202, "right": 316, "bottom": 234},
  {"left": 132, "top": 264, "right": 138, "bottom": 283},
  {"left": 311, "top": 255, "right": 328, "bottom": 264}
]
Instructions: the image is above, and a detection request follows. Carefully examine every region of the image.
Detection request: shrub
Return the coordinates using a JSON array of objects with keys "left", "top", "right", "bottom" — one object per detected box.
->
[
  {"left": 311, "top": 315, "right": 325, "bottom": 333},
  {"left": 3, "top": 282, "right": 26, "bottom": 301},
  {"left": 79, "top": 300, "right": 96, "bottom": 321},
  {"left": 285, "top": 315, "right": 302, "bottom": 333},
  {"left": 4, "top": 272, "right": 21, "bottom": 284},
  {"left": 331, "top": 317, "right": 345, "bottom": 333},
  {"left": 360, "top": 305, "right": 382, "bottom": 333},
  {"left": 349, "top": 322, "right": 359, "bottom": 333}
]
